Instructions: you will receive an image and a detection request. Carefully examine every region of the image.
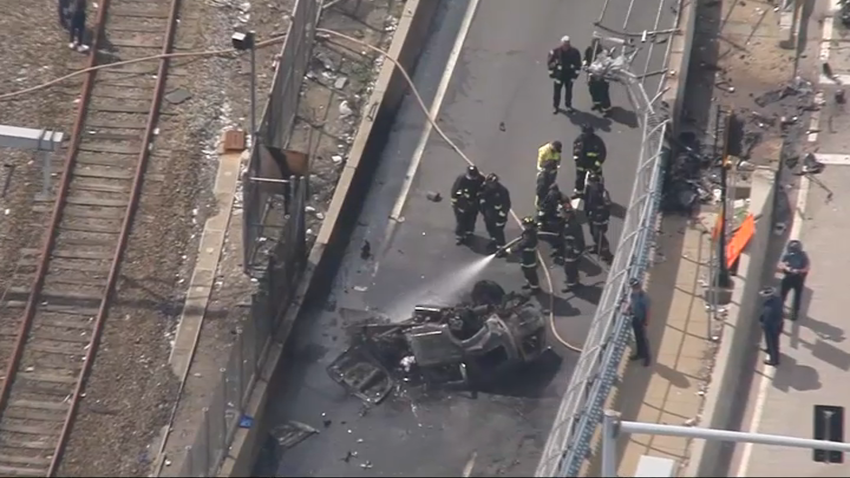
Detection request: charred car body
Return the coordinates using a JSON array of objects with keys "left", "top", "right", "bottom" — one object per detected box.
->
[{"left": 327, "top": 281, "right": 548, "bottom": 404}]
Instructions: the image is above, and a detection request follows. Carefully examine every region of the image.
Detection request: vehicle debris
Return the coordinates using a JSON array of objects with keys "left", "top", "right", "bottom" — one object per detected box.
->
[{"left": 326, "top": 280, "right": 549, "bottom": 404}]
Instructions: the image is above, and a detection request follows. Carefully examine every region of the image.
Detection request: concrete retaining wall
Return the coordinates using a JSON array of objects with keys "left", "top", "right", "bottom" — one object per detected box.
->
[
  {"left": 685, "top": 168, "right": 778, "bottom": 477},
  {"left": 217, "top": 0, "right": 440, "bottom": 475}
]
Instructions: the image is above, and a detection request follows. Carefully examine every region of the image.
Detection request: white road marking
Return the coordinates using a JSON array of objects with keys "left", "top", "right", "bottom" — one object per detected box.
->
[
  {"left": 813, "top": 153, "right": 850, "bottom": 165},
  {"left": 735, "top": 1, "right": 836, "bottom": 475},
  {"left": 388, "top": 0, "right": 481, "bottom": 222}
]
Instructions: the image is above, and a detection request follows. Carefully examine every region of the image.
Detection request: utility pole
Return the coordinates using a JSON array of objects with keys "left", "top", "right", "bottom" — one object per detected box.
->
[{"left": 715, "top": 106, "right": 732, "bottom": 288}]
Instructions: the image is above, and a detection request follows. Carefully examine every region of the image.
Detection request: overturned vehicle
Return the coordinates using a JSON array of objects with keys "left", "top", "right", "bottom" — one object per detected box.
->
[{"left": 327, "top": 281, "right": 548, "bottom": 404}]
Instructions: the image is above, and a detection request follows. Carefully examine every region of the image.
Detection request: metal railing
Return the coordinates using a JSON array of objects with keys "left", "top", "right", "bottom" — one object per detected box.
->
[
  {"left": 242, "top": 0, "right": 323, "bottom": 276},
  {"left": 535, "top": 38, "right": 672, "bottom": 477},
  {"left": 177, "top": 176, "right": 309, "bottom": 477}
]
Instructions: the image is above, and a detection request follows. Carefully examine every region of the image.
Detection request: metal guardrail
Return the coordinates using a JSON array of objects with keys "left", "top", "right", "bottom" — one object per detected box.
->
[{"left": 535, "top": 38, "right": 672, "bottom": 477}]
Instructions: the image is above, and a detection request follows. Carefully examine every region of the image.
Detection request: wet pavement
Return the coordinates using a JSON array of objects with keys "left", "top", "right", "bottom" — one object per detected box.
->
[{"left": 258, "top": 0, "right": 677, "bottom": 476}]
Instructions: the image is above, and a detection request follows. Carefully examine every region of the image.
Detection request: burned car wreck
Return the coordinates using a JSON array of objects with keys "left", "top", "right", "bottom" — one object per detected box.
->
[{"left": 327, "top": 281, "right": 549, "bottom": 404}]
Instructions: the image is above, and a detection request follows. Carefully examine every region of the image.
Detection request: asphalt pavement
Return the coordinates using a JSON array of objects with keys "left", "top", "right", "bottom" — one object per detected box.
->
[{"left": 257, "top": 0, "right": 676, "bottom": 475}]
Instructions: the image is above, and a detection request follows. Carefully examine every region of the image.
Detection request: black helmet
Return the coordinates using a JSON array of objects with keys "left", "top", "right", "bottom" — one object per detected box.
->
[
  {"left": 521, "top": 216, "right": 537, "bottom": 228},
  {"left": 629, "top": 277, "right": 640, "bottom": 288},
  {"left": 787, "top": 239, "right": 802, "bottom": 251},
  {"left": 552, "top": 140, "right": 563, "bottom": 152},
  {"left": 486, "top": 173, "right": 499, "bottom": 183},
  {"left": 582, "top": 124, "right": 595, "bottom": 135},
  {"left": 467, "top": 165, "right": 480, "bottom": 177}
]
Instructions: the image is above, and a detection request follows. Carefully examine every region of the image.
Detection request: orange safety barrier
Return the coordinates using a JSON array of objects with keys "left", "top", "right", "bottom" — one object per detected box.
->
[{"left": 725, "top": 213, "right": 755, "bottom": 268}]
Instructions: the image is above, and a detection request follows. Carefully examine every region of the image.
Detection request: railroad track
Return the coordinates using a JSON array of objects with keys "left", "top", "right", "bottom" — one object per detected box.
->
[{"left": 0, "top": 0, "right": 180, "bottom": 475}]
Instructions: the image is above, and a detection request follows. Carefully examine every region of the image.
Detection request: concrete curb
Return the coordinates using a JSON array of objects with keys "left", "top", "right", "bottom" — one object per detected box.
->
[
  {"left": 685, "top": 168, "right": 779, "bottom": 477},
  {"left": 217, "top": 0, "right": 440, "bottom": 475},
  {"left": 662, "top": 0, "right": 698, "bottom": 135}
]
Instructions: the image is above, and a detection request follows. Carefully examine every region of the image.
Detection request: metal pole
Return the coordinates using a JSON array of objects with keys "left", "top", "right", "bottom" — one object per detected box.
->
[
  {"left": 716, "top": 109, "right": 731, "bottom": 288},
  {"left": 249, "top": 32, "right": 257, "bottom": 147},
  {"left": 602, "top": 410, "right": 620, "bottom": 477},
  {"left": 617, "top": 418, "right": 850, "bottom": 453},
  {"left": 39, "top": 130, "right": 50, "bottom": 200}
]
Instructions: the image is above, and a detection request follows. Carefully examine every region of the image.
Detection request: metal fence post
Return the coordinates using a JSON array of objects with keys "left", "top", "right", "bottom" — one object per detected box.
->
[{"left": 602, "top": 410, "right": 620, "bottom": 477}]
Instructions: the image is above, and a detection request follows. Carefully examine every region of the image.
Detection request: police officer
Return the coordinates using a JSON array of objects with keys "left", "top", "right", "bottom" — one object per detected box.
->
[
  {"left": 507, "top": 217, "right": 541, "bottom": 292},
  {"left": 588, "top": 199, "right": 613, "bottom": 263},
  {"left": 627, "top": 278, "right": 651, "bottom": 366},
  {"left": 562, "top": 235, "right": 582, "bottom": 292},
  {"left": 479, "top": 173, "right": 511, "bottom": 251},
  {"left": 572, "top": 125, "right": 607, "bottom": 196},
  {"left": 536, "top": 159, "right": 559, "bottom": 208},
  {"left": 585, "top": 37, "right": 612, "bottom": 116},
  {"left": 548, "top": 36, "right": 583, "bottom": 114},
  {"left": 759, "top": 286, "right": 784, "bottom": 366},
  {"left": 583, "top": 172, "right": 611, "bottom": 213},
  {"left": 777, "top": 240, "right": 809, "bottom": 321},
  {"left": 451, "top": 166, "right": 485, "bottom": 245}
]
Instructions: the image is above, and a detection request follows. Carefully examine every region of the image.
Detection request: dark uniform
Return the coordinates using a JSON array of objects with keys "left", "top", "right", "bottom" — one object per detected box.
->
[
  {"left": 58, "top": 0, "right": 72, "bottom": 29},
  {"left": 778, "top": 240, "right": 809, "bottom": 320},
  {"left": 511, "top": 218, "right": 541, "bottom": 292},
  {"left": 536, "top": 160, "right": 559, "bottom": 209},
  {"left": 451, "top": 166, "right": 484, "bottom": 245},
  {"left": 69, "top": 0, "right": 87, "bottom": 50},
  {"left": 628, "top": 278, "right": 651, "bottom": 366},
  {"left": 548, "top": 37, "right": 583, "bottom": 113},
  {"left": 479, "top": 174, "right": 512, "bottom": 249},
  {"left": 559, "top": 203, "right": 586, "bottom": 254},
  {"left": 587, "top": 201, "right": 613, "bottom": 263},
  {"left": 583, "top": 173, "right": 611, "bottom": 213},
  {"left": 562, "top": 236, "right": 582, "bottom": 291},
  {"left": 759, "top": 287, "right": 784, "bottom": 366},
  {"left": 585, "top": 39, "right": 612, "bottom": 115},
  {"left": 572, "top": 125, "right": 607, "bottom": 195}
]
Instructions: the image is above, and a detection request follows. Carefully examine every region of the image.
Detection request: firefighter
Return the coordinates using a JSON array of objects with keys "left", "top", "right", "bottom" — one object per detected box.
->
[
  {"left": 560, "top": 200, "right": 586, "bottom": 254},
  {"left": 537, "top": 184, "right": 566, "bottom": 260},
  {"left": 547, "top": 36, "right": 583, "bottom": 114},
  {"left": 583, "top": 171, "right": 611, "bottom": 214},
  {"left": 562, "top": 235, "right": 582, "bottom": 291},
  {"left": 572, "top": 124, "right": 607, "bottom": 196},
  {"left": 451, "top": 165, "right": 485, "bottom": 245},
  {"left": 536, "top": 159, "right": 559, "bottom": 209},
  {"left": 759, "top": 286, "right": 784, "bottom": 366},
  {"left": 479, "top": 173, "right": 511, "bottom": 251},
  {"left": 588, "top": 199, "right": 613, "bottom": 263},
  {"left": 507, "top": 217, "right": 541, "bottom": 292},
  {"left": 585, "top": 37, "right": 612, "bottom": 116}
]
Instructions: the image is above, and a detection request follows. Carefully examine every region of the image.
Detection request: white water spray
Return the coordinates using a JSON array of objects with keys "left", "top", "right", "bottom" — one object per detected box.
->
[{"left": 385, "top": 254, "right": 497, "bottom": 321}]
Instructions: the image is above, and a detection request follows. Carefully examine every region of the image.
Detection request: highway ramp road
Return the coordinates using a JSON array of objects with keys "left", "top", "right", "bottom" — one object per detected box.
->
[{"left": 257, "top": 0, "right": 676, "bottom": 476}]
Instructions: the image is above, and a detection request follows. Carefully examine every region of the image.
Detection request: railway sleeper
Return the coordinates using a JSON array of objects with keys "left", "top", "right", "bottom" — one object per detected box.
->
[
  {"left": 74, "top": 153, "right": 140, "bottom": 169},
  {"left": 35, "top": 314, "right": 95, "bottom": 330},
  {"left": 109, "top": 7, "right": 173, "bottom": 19},
  {"left": 59, "top": 204, "right": 126, "bottom": 219},
  {"left": 107, "top": 36, "right": 168, "bottom": 50},
  {"left": 0, "top": 463, "right": 49, "bottom": 477},
  {"left": 53, "top": 230, "right": 121, "bottom": 249},
  {"left": 0, "top": 420, "right": 61, "bottom": 437},
  {"left": 5, "top": 286, "right": 102, "bottom": 308},
  {"left": 77, "top": 140, "right": 144, "bottom": 156},
  {"left": 65, "top": 188, "right": 131, "bottom": 206},
  {"left": 55, "top": 218, "right": 123, "bottom": 235},
  {"left": 73, "top": 164, "right": 135, "bottom": 181},
  {"left": 0, "top": 437, "right": 55, "bottom": 452},
  {"left": 84, "top": 117, "right": 148, "bottom": 130},
  {"left": 50, "top": 245, "right": 116, "bottom": 261},
  {"left": 0, "top": 302, "right": 99, "bottom": 319},
  {"left": 38, "top": 284, "right": 107, "bottom": 302},
  {"left": 31, "top": 327, "right": 92, "bottom": 346},
  {"left": 4, "top": 406, "right": 67, "bottom": 423},
  {"left": 0, "top": 452, "right": 52, "bottom": 467}
]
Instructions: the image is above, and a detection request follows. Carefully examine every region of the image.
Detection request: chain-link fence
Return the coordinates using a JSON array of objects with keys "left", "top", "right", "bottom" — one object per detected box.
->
[
  {"left": 243, "top": 0, "right": 323, "bottom": 276},
  {"left": 535, "top": 38, "right": 672, "bottom": 477},
  {"left": 177, "top": 176, "right": 308, "bottom": 477}
]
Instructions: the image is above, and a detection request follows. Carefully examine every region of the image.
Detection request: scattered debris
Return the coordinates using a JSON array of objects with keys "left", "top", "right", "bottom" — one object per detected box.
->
[
  {"left": 426, "top": 191, "right": 442, "bottom": 202},
  {"left": 164, "top": 88, "right": 192, "bottom": 105},
  {"left": 326, "top": 281, "right": 549, "bottom": 405},
  {"left": 270, "top": 420, "right": 319, "bottom": 449}
]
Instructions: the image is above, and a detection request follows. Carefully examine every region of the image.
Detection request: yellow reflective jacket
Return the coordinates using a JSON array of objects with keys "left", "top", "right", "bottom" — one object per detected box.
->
[{"left": 537, "top": 143, "right": 561, "bottom": 171}]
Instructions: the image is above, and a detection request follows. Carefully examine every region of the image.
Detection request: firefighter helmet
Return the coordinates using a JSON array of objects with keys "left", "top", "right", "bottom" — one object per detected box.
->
[{"left": 521, "top": 216, "right": 536, "bottom": 227}]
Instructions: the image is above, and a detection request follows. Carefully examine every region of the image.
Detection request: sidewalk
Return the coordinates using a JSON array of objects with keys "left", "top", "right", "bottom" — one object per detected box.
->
[
  {"left": 735, "top": 0, "right": 850, "bottom": 473},
  {"left": 585, "top": 213, "right": 717, "bottom": 476}
]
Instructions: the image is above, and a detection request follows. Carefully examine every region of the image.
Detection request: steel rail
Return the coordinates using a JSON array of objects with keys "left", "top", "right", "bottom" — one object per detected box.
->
[{"left": 0, "top": 0, "right": 182, "bottom": 474}]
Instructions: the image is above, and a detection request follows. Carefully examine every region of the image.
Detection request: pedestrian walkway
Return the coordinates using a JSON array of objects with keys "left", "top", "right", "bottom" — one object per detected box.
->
[
  {"left": 585, "top": 212, "right": 717, "bottom": 476},
  {"left": 735, "top": 166, "right": 850, "bottom": 477}
]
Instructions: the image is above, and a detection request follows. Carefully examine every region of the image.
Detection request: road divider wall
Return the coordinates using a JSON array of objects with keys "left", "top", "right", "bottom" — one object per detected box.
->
[{"left": 218, "top": 0, "right": 440, "bottom": 475}]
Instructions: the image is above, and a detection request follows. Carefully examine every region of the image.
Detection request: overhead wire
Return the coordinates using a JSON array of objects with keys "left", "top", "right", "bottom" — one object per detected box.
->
[{"left": 0, "top": 24, "right": 583, "bottom": 352}]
